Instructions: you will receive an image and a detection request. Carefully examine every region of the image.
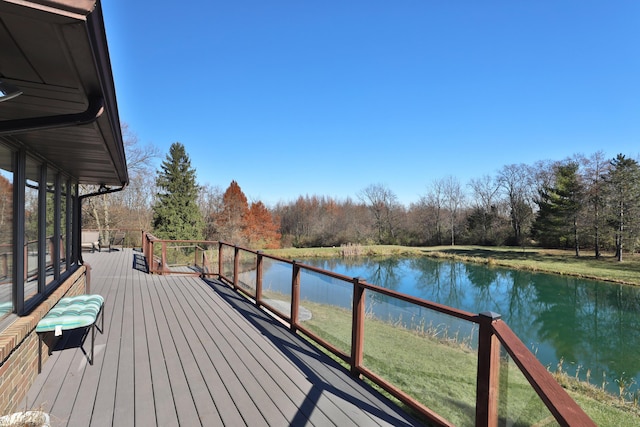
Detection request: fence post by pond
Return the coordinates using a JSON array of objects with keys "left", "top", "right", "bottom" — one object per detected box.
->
[
  {"left": 476, "top": 311, "right": 501, "bottom": 427},
  {"left": 218, "top": 242, "right": 224, "bottom": 280},
  {"left": 233, "top": 245, "right": 240, "bottom": 289},
  {"left": 291, "top": 260, "right": 301, "bottom": 332},
  {"left": 351, "top": 277, "right": 366, "bottom": 378},
  {"left": 256, "top": 251, "right": 263, "bottom": 306},
  {"left": 160, "top": 241, "right": 168, "bottom": 274}
]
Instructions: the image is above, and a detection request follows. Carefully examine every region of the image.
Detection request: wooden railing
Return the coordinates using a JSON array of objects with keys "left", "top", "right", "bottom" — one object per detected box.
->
[
  {"left": 141, "top": 232, "right": 595, "bottom": 426},
  {"left": 141, "top": 231, "right": 216, "bottom": 275},
  {"left": 82, "top": 228, "right": 143, "bottom": 250}
]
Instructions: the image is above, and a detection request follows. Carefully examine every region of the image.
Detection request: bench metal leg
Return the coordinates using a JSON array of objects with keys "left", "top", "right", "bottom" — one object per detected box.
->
[
  {"left": 91, "top": 324, "right": 95, "bottom": 365},
  {"left": 38, "top": 333, "right": 42, "bottom": 374},
  {"left": 90, "top": 302, "right": 104, "bottom": 365}
]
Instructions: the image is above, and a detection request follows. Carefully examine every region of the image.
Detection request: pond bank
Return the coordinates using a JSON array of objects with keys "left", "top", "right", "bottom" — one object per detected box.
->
[{"left": 265, "top": 245, "right": 640, "bottom": 286}]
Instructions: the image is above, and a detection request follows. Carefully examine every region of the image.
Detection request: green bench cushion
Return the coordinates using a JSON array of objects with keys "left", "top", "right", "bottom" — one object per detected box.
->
[
  {"left": 36, "top": 294, "right": 104, "bottom": 333},
  {"left": 0, "top": 301, "right": 12, "bottom": 317}
]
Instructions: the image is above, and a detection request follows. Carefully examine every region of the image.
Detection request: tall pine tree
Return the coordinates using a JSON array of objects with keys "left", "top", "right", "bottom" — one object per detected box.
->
[
  {"left": 152, "top": 142, "right": 203, "bottom": 240},
  {"left": 533, "top": 162, "right": 584, "bottom": 255},
  {"left": 604, "top": 154, "right": 640, "bottom": 261}
]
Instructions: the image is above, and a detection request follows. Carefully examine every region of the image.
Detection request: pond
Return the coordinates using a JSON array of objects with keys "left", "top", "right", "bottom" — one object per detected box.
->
[{"left": 260, "top": 256, "right": 640, "bottom": 398}]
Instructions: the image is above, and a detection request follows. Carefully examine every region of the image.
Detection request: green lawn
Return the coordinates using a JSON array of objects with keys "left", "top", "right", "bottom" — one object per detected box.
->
[{"left": 298, "top": 300, "right": 640, "bottom": 426}]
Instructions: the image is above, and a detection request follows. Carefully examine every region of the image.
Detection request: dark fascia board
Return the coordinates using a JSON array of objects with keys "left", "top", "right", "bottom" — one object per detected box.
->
[
  {"left": 2, "top": 0, "right": 95, "bottom": 18},
  {"left": 87, "top": 1, "right": 128, "bottom": 186}
]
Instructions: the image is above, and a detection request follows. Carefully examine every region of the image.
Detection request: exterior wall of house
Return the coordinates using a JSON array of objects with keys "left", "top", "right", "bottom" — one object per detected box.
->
[{"left": 0, "top": 265, "right": 87, "bottom": 415}]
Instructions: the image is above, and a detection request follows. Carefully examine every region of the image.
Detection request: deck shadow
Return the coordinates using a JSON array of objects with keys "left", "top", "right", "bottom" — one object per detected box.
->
[
  {"left": 202, "top": 278, "right": 424, "bottom": 427},
  {"left": 41, "top": 328, "right": 93, "bottom": 363}
]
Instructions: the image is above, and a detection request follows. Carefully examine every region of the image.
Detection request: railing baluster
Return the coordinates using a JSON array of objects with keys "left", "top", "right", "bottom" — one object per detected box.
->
[
  {"left": 475, "top": 311, "right": 502, "bottom": 427},
  {"left": 218, "top": 241, "right": 223, "bottom": 280}
]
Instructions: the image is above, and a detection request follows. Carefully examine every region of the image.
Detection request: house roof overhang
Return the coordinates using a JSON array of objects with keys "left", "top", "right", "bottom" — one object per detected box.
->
[{"left": 0, "top": 0, "right": 128, "bottom": 187}]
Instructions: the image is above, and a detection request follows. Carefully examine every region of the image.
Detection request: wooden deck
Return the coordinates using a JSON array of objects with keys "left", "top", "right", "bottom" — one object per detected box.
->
[{"left": 24, "top": 249, "right": 424, "bottom": 426}]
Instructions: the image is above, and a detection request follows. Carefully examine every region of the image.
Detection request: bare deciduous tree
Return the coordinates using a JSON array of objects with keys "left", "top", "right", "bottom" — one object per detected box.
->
[
  {"left": 468, "top": 175, "right": 501, "bottom": 244},
  {"left": 497, "top": 164, "right": 536, "bottom": 246},
  {"left": 442, "top": 176, "right": 465, "bottom": 245},
  {"left": 358, "top": 183, "right": 400, "bottom": 244},
  {"left": 580, "top": 151, "right": 609, "bottom": 258},
  {"left": 419, "top": 179, "right": 445, "bottom": 245},
  {"left": 82, "top": 124, "right": 160, "bottom": 240}
]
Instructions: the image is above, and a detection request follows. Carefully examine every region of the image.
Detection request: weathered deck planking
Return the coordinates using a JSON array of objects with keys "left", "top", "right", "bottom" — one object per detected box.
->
[{"left": 23, "top": 248, "right": 424, "bottom": 426}]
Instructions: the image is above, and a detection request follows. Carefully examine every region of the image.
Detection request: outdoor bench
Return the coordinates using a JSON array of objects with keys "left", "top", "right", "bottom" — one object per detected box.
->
[{"left": 36, "top": 294, "right": 104, "bottom": 373}]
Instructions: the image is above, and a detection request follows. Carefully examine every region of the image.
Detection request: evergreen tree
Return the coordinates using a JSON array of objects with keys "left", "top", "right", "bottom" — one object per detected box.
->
[
  {"left": 604, "top": 154, "right": 640, "bottom": 261},
  {"left": 533, "top": 162, "right": 584, "bottom": 255},
  {"left": 152, "top": 142, "right": 203, "bottom": 240}
]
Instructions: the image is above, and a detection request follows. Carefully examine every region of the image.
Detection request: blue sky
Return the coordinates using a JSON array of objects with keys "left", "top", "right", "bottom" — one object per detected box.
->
[{"left": 102, "top": 1, "right": 640, "bottom": 206}]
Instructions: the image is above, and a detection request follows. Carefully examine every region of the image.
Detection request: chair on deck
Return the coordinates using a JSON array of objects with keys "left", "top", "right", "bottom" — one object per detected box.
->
[
  {"left": 109, "top": 231, "right": 126, "bottom": 252},
  {"left": 81, "top": 231, "right": 101, "bottom": 252}
]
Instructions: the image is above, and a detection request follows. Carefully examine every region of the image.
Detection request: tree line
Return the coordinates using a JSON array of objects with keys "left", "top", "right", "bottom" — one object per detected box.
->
[{"left": 81, "top": 128, "right": 640, "bottom": 260}]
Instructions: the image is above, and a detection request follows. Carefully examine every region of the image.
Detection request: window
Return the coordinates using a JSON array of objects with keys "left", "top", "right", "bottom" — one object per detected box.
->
[
  {"left": 0, "top": 145, "right": 13, "bottom": 321},
  {"left": 60, "top": 178, "right": 69, "bottom": 274},
  {"left": 24, "top": 156, "right": 40, "bottom": 302},
  {"left": 45, "top": 167, "right": 56, "bottom": 285},
  {"left": 0, "top": 142, "right": 80, "bottom": 321}
]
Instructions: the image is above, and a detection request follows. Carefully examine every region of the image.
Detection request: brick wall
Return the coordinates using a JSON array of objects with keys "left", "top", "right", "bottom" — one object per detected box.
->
[{"left": 0, "top": 266, "right": 87, "bottom": 415}]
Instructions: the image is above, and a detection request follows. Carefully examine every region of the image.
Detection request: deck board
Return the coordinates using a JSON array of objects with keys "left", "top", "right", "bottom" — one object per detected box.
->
[{"left": 23, "top": 248, "right": 424, "bottom": 426}]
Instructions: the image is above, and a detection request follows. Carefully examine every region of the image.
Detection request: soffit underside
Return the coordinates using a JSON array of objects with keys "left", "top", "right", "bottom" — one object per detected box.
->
[{"left": 0, "top": 0, "right": 127, "bottom": 186}]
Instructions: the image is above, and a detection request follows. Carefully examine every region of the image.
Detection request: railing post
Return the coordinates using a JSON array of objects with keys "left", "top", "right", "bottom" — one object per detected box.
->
[
  {"left": 141, "top": 231, "right": 146, "bottom": 261},
  {"left": 476, "top": 311, "right": 502, "bottom": 427},
  {"left": 149, "top": 239, "right": 155, "bottom": 274},
  {"left": 256, "top": 251, "right": 264, "bottom": 306},
  {"left": 291, "top": 260, "right": 301, "bottom": 331},
  {"left": 145, "top": 236, "right": 150, "bottom": 272},
  {"left": 161, "top": 241, "right": 167, "bottom": 274},
  {"left": 233, "top": 245, "right": 240, "bottom": 289},
  {"left": 218, "top": 242, "right": 224, "bottom": 280},
  {"left": 1, "top": 252, "right": 7, "bottom": 279},
  {"left": 351, "top": 277, "right": 366, "bottom": 377}
]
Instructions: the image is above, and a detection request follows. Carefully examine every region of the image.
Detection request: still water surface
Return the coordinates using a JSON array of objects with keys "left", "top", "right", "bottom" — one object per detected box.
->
[{"left": 261, "top": 256, "right": 640, "bottom": 397}]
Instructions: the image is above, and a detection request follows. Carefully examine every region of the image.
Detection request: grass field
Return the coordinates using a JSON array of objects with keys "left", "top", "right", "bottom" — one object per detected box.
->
[{"left": 298, "top": 299, "right": 640, "bottom": 426}]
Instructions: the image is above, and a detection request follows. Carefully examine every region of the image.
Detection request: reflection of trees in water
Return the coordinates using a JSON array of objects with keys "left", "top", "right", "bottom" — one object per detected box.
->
[
  {"left": 414, "top": 258, "right": 469, "bottom": 308},
  {"left": 464, "top": 263, "right": 500, "bottom": 313},
  {"left": 365, "top": 257, "right": 403, "bottom": 291},
  {"left": 304, "top": 257, "right": 404, "bottom": 292},
  {"left": 533, "top": 276, "right": 640, "bottom": 393},
  {"left": 501, "top": 270, "right": 540, "bottom": 333}
]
